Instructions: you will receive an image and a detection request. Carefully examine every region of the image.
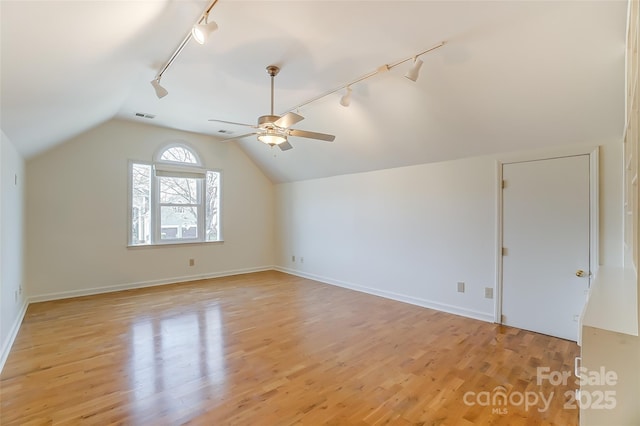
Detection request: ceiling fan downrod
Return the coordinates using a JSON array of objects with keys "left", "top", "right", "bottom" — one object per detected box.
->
[{"left": 266, "top": 65, "right": 280, "bottom": 116}]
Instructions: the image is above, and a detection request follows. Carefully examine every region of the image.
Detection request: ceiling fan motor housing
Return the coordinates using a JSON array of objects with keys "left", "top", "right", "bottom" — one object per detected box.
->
[{"left": 258, "top": 115, "right": 281, "bottom": 129}]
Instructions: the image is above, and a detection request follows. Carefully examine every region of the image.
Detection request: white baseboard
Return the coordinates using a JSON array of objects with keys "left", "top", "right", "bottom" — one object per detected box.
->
[
  {"left": 1, "top": 299, "right": 29, "bottom": 373},
  {"left": 29, "top": 266, "right": 274, "bottom": 303},
  {"left": 275, "top": 266, "right": 494, "bottom": 323}
]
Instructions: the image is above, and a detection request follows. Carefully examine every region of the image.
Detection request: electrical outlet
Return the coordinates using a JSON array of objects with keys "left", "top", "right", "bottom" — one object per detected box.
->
[
  {"left": 300, "top": 257, "right": 304, "bottom": 264},
  {"left": 19, "top": 286, "right": 22, "bottom": 295},
  {"left": 573, "top": 315, "right": 580, "bottom": 322},
  {"left": 485, "top": 288, "right": 493, "bottom": 299},
  {"left": 14, "top": 290, "right": 18, "bottom": 302},
  {"left": 292, "top": 255, "right": 296, "bottom": 262},
  {"left": 189, "top": 259, "right": 195, "bottom": 266},
  {"left": 457, "top": 282, "right": 465, "bottom": 293}
]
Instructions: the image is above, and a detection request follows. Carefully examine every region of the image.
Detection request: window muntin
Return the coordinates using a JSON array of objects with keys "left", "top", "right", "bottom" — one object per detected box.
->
[
  {"left": 129, "top": 144, "right": 221, "bottom": 246},
  {"left": 160, "top": 146, "right": 198, "bottom": 164}
]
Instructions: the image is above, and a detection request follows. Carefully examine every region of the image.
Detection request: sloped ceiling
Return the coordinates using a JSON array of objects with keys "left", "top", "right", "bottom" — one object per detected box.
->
[{"left": 1, "top": 0, "right": 627, "bottom": 183}]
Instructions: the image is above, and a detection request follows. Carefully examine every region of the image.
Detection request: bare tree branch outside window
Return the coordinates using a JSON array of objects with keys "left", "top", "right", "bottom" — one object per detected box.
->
[{"left": 129, "top": 145, "right": 220, "bottom": 245}]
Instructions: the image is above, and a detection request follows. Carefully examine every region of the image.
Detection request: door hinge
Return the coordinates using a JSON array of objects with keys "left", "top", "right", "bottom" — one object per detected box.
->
[
  {"left": 502, "top": 247, "right": 508, "bottom": 256},
  {"left": 502, "top": 180, "right": 506, "bottom": 189},
  {"left": 501, "top": 314, "right": 506, "bottom": 323}
]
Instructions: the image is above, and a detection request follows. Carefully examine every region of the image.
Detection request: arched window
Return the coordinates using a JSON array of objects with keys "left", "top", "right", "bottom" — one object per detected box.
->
[
  {"left": 158, "top": 144, "right": 200, "bottom": 165},
  {"left": 129, "top": 143, "right": 221, "bottom": 245}
]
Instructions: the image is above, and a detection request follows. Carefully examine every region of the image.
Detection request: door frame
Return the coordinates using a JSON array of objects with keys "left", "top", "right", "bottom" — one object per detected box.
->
[{"left": 494, "top": 145, "right": 599, "bottom": 324}]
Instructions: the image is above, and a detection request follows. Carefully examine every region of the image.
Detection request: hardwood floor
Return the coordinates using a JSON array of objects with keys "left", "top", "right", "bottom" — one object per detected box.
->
[{"left": 1, "top": 271, "right": 579, "bottom": 425}]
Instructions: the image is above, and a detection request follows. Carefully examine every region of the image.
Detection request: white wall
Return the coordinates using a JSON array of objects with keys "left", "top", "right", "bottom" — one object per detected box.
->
[
  {"left": 276, "top": 155, "right": 498, "bottom": 320},
  {"left": 275, "top": 142, "right": 622, "bottom": 321},
  {"left": 26, "top": 119, "right": 275, "bottom": 300},
  {"left": 1, "top": 129, "right": 27, "bottom": 369}
]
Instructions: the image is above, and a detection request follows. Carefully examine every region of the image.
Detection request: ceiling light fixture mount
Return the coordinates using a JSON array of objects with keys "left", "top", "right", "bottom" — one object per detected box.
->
[{"left": 150, "top": 0, "right": 221, "bottom": 98}]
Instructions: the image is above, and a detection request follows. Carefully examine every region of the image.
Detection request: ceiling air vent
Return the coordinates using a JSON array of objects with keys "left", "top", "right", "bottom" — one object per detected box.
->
[{"left": 134, "top": 112, "right": 156, "bottom": 119}]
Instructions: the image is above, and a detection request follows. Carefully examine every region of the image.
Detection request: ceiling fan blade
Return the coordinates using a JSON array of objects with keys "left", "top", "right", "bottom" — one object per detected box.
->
[
  {"left": 278, "top": 141, "right": 293, "bottom": 151},
  {"left": 288, "top": 129, "right": 336, "bottom": 142},
  {"left": 209, "top": 119, "right": 257, "bottom": 128},
  {"left": 219, "top": 132, "right": 257, "bottom": 142},
  {"left": 274, "top": 112, "right": 304, "bottom": 129}
]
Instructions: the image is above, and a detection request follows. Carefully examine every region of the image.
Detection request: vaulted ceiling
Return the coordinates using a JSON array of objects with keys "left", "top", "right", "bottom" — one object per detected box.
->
[{"left": 0, "top": 0, "right": 627, "bottom": 182}]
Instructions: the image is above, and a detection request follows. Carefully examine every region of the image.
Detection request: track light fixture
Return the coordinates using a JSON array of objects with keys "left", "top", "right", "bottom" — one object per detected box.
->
[
  {"left": 150, "top": 0, "right": 220, "bottom": 98},
  {"left": 405, "top": 56, "right": 424, "bottom": 82},
  {"left": 150, "top": 78, "right": 168, "bottom": 98},
  {"left": 285, "top": 41, "right": 445, "bottom": 111},
  {"left": 192, "top": 12, "right": 218, "bottom": 45},
  {"left": 340, "top": 86, "right": 353, "bottom": 107}
]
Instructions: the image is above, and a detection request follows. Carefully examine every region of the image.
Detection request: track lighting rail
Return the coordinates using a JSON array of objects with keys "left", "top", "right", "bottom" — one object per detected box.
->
[
  {"left": 284, "top": 41, "right": 446, "bottom": 113},
  {"left": 151, "top": 0, "right": 220, "bottom": 98}
]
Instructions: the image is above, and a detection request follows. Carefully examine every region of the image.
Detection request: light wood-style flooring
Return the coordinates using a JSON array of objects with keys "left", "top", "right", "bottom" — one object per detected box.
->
[{"left": 1, "top": 271, "right": 579, "bottom": 425}]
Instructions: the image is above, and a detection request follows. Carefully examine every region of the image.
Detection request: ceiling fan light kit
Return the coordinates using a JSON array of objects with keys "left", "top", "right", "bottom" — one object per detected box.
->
[{"left": 257, "top": 130, "right": 287, "bottom": 146}]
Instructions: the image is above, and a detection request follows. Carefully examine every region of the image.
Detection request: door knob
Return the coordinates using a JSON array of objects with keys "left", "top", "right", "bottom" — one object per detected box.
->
[{"left": 576, "top": 270, "right": 585, "bottom": 277}]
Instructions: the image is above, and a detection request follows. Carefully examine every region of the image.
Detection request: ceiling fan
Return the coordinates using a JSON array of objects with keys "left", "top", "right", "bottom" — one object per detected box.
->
[{"left": 209, "top": 65, "right": 335, "bottom": 151}]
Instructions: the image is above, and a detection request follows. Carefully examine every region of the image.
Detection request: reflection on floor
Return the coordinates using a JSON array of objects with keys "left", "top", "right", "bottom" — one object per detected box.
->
[{"left": 1, "top": 270, "right": 579, "bottom": 425}]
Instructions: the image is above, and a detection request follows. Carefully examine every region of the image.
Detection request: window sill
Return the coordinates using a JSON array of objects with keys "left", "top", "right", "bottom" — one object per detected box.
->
[{"left": 127, "top": 240, "right": 224, "bottom": 249}]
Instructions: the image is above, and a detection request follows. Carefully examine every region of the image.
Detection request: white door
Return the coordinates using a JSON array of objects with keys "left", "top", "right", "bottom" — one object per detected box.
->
[{"left": 501, "top": 155, "right": 591, "bottom": 341}]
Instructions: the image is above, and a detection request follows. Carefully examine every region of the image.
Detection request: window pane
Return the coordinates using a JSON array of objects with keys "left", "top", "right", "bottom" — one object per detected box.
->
[
  {"left": 160, "top": 146, "right": 197, "bottom": 163},
  {"left": 159, "top": 177, "right": 198, "bottom": 204},
  {"left": 160, "top": 205, "right": 198, "bottom": 240},
  {"left": 131, "top": 163, "right": 151, "bottom": 245},
  {"left": 205, "top": 171, "right": 220, "bottom": 241}
]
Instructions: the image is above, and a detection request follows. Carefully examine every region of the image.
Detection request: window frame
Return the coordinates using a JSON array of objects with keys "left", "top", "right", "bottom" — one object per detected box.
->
[
  {"left": 127, "top": 143, "right": 223, "bottom": 247},
  {"left": 154, "top": 174, "right": 203, "bottom": 244}
]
